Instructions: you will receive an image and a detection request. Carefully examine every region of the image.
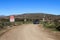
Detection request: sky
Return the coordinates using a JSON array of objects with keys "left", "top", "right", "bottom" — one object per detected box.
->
[{"left": 0, "top": 0, "right": 60, "bottom": 16}]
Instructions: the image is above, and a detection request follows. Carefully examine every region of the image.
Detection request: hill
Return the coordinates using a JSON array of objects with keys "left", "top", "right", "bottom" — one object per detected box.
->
[
  {"left": 14, "top": 13, "right": 60, "bottom": 20},
  {"left": 0, "top": 13, "right": 60, "bottom": 21}
]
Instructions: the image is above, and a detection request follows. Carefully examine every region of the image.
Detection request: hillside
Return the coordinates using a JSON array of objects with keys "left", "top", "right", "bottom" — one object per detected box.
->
[
  {"left": 0, "top": 13, "right": 60, "bottom": 20},
  {"left": 14, "top": 13, "right": 60, "bottom": 20}
]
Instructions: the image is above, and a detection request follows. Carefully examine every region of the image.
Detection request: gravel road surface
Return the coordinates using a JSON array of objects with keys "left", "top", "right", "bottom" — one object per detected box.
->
[{"left": 0, "top": 24, "right": 55, "bottom": 40}]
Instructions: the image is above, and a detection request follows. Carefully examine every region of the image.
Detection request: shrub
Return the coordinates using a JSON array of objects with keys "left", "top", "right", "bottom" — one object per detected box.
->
[
  {"left": 42, "top": 19, "right": 60, "bottom": 31},
  {"left": 43, "top": 21, "right": 56, "bottom": 28},
  {"left": 0, "top": 23, "right": 4, "bottom": 29},
  {"left": 53, "top": 19, "right": 60, "bottom": 31}
]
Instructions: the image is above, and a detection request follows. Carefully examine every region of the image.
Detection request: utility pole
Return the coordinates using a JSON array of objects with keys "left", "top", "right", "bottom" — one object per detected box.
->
[
  {"left": 24, "top": 15, "right": 27, "bottom": 24},
  {"left": 43, "top": 15, "right": 45, "bottom": 22}
]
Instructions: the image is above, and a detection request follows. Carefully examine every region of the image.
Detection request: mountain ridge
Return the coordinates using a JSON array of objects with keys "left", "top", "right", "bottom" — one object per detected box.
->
[{"left": 0, "top": 13, "right": 60, "bottom": 20}]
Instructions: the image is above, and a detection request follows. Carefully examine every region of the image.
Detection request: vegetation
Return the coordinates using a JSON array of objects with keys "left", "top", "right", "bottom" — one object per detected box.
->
[
  {"left": 0, "top": 18, "right": 31, "bottom": 30},
  {"left": 0, "top": 18, "right": 23, "bottom": 30},
  {"left": 53, "top": 19, "right": 60, "bottom": 31},
  {"left": 43, "top": 22, "right": 55, "bottom": 28},
  {"left": 42, "top": 19, "right": 60, "bottom": 31}
]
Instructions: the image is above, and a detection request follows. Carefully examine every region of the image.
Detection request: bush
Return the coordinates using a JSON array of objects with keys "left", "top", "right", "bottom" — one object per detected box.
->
[
  {"left": 42, "top": 19, "right": 60, "bottom": 31},
  {"left": 45, "top": 22, "right": 56, "bottom": 28},
  {"left": 0, "top": 23, "right": 4, "bottom": 29},
  {"left": 53, "top": 19, "right": 60, "bottom": 31}
]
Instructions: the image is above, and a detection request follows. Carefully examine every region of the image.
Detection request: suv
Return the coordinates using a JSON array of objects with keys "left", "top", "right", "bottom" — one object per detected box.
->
[{"left": 33, "top": 19, "right": 39, "bottom": 24}]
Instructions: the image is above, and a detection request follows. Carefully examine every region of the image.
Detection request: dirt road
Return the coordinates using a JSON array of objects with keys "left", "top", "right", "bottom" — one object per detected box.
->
[{"left": 0, "top": 24, "right": 55, "bottom": 40}]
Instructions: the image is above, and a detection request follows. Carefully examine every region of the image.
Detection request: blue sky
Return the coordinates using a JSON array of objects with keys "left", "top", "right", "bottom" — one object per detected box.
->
[{"left": 0, "top": 0, "right": 60, "bottom": 16}]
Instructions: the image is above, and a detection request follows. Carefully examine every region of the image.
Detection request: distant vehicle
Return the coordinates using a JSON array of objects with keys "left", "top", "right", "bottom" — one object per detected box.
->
[{"left": 33, "top": 19, "right": 39, "bottom": 24}]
